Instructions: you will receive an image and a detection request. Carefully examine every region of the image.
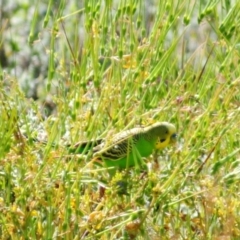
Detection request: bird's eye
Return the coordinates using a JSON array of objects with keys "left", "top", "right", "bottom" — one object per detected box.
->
[{"left": 160, "top": 138, "right": 166, "bottom": 143}]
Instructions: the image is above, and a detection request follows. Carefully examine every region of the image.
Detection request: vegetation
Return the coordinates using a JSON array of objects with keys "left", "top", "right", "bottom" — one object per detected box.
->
[{"left": 1, "top": 0, "right": 240, "bottom": 239}]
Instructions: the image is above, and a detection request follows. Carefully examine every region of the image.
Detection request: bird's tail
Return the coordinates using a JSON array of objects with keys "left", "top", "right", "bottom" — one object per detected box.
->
[{"left": 24, "top": 133, "right": 103, "bottom": 155}]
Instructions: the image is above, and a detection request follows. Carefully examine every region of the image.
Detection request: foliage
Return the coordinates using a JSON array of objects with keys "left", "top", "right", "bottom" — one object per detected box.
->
[{"left": 1, "top": 0, "right": 240, "bottom": 239}]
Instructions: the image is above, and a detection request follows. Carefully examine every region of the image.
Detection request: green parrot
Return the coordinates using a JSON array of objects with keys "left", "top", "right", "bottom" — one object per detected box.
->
[{"left": 71, "top": 122, "right": 177, "bottom": 171}]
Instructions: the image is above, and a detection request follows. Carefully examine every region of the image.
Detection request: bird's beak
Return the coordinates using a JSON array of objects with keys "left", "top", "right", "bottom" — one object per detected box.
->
[{"left": 170, "top": 133, "right": 177, "bottom": 144}]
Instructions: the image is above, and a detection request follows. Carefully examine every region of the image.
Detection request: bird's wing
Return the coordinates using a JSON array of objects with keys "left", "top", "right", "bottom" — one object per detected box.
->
[{"left": 93, "top": 127, "right": 144, "bottom": 161}]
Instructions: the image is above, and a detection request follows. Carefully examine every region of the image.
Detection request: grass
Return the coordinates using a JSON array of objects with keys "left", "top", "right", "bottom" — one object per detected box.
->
[{"left": 1, "top": 0, "right": 240, "bottom": 239}]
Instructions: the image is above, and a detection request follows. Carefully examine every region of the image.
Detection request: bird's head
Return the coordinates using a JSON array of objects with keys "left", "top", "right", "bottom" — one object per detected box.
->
[{"left": 149, "top": 122, "right": 177, "bottom": 149}]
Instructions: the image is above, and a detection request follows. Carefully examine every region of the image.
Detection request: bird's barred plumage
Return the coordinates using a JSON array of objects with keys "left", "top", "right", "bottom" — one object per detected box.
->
[{"left": 94, "top": 127, "right": 142, "bottom": 161}]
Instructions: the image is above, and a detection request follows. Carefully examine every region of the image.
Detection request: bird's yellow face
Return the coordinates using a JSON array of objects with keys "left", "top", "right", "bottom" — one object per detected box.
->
[{"left": 155, "top": 123, "right": 177, "bottom": 149}]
